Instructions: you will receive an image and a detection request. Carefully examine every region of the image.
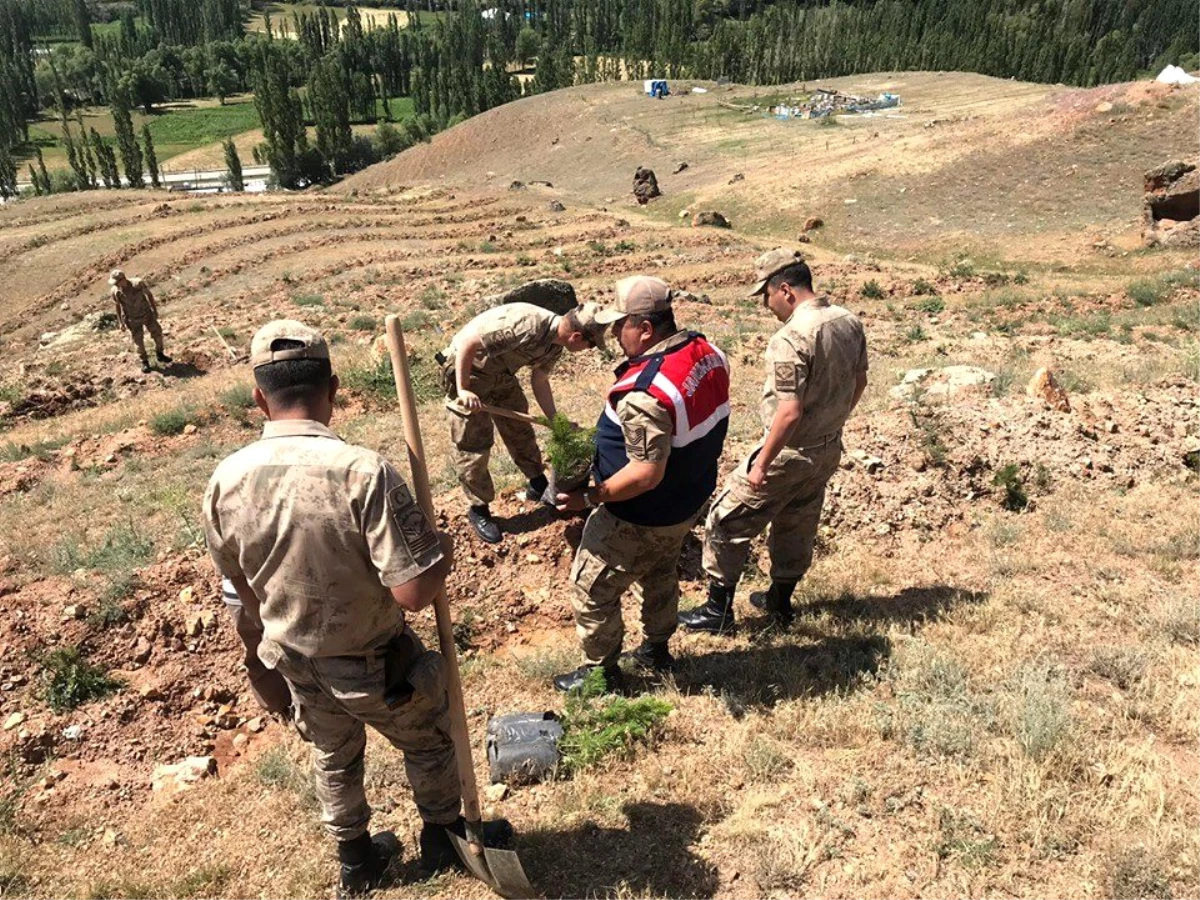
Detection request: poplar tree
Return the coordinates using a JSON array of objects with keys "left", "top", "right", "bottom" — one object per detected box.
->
[
  {"left": 223, "top": 137, "right": 244, "bottom": 191},
  {"left": 142, "top": 124, "right": 160, "bottom": 188},
  {"left": 111, "top": 93, "right": 144, "bottom": 188}
]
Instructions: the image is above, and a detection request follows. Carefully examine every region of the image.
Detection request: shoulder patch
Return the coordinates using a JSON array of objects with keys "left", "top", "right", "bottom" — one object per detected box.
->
[
  {"left": 774, "top": 362, "right": 798, "bottom": 393},
  {"left": 626, "top": 424, "right": 648, "bottom": 460},
  {"left": 388, "top": 484, "right": 439, "bottom": 556}
]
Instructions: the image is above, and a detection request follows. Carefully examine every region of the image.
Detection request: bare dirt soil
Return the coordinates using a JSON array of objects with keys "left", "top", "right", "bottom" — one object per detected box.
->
[{"left": 0, "top": 72, "right": 1195, "bottom": 900}]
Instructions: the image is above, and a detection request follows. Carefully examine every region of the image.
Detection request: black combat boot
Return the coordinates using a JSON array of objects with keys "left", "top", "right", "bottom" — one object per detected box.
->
[
  {"left": 628, "top": 640, "right": 675, "bottom": 672},
  {"left": 156, "top": 351, "right": 172, "bottom": 364},
  {"left": 419, "top": 817, "right": 515, "bottom": 873},
  {"left": 749, "top": 580, "right": 798, "bottom": 628},
  {"left": 525, "top": 473, "right": 551, "bottom": 505},
  {"left": 551, "top": 663, "right": 624, "bottom": 694},
  {"left": 677, "top": 581, "right": 736, "bottom": 634},
  {"left": 468, "top": 505, "right": 502, "bottom": 544},
  {"left": 337, "top": 831, "right": 400, "bottom": 898},
  {"left": 139, "top": 357, "right": 152, "bottom": 373}
]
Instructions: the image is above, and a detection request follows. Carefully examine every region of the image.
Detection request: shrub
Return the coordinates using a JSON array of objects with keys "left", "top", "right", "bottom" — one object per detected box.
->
[
  {"left": 905, "top": 324, "right": 927, "bottom": 342},
  {"left": 40, "top": 646, "right": 123, "bottom": 712},
  {"left": 149, "top": 407, "right": 191, "bottom": 436},
  {"left": 219, "top": 384, "right": 254, "bottom": 412},
  {"left": 993, "top": 464, "right": 1028, "bottom": 511},
  {"left": 912, "top": 277, "right": 937, "bottom": 295},
  {"left": 292, "top": 293, "right": 325, "bottom": 308},
  {"left": 558, "top": 668, "right": 672, "bottom": 772},
  {"left": 1108, "top": 846, "right": 1173, "bottom": 900},
  {"left": 349, "top": 315, "right": 377, "bottom": 332},
  {"left": 913, "top": 296, "right": 945, "bottom": 314},
  {"left": 860, "top": 279, "right": 886, "bottom": 300},
  {"left": 340, "top": 356, "right": 396, "bottom": 402},
  {"left": 1011, "top": 665, "right": 1072, "bottom": 761},
  {"left": 948, "top": 257, "right": 976, "bottom": 278}
]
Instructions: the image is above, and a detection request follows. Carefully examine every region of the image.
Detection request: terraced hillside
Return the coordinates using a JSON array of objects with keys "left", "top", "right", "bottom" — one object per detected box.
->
[{"left": 0, "top": 72, "right": 1196, "bottom": 900}]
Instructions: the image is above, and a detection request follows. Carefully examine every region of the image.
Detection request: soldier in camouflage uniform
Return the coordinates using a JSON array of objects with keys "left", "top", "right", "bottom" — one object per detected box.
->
[
  {"left": 680, "top": 250, "right": 869, "bottom": 633},
  {"left": 442, "top": 300, "right": 622, "bottom": 544},
  {"left": 554, "top": 278, "right": 731, "bottom": 691},
  {"left": 202, "top": 320, "right": 509, "bottom": 897},
  {"left": 109, "top": 269, "right": 170, "bottom": 373}
]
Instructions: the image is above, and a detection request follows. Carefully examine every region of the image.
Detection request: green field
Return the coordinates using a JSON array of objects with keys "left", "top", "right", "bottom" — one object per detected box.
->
[
  {"left": 19, "top": 99, "right": 261, "bottom": 173},
  {"left": 19, "top": 94, "right": 415, "bottom": 175}
]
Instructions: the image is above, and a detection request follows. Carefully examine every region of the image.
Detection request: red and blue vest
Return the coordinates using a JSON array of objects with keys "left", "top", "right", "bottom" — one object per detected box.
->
[{"left": 594, "top": 333, "right": 731, "bottom": 527}]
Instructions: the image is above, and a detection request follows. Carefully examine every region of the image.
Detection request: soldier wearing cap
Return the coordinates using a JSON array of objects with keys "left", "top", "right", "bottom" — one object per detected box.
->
[
  {"left": 202, "top": 320, "right": 510, "bottom": 896},
  {"left": 441, "top": 300, "right": 623, "bottom": 544},
  {"left": 554, "top": 277, "right": 731, "bottom": 692},
  {"left": 680, "top": 250, "right": 868, "bottom": 634},
  {"left": 109, "top": 269, "right": 170, "bottom": 373}
]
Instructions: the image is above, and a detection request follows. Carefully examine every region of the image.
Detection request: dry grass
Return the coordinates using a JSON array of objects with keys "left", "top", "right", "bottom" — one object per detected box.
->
[{"left": 0, "top": 86, "right": 1196, "bottom": 897}]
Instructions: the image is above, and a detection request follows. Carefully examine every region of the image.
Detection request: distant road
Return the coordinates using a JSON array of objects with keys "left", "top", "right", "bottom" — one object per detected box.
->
[{"left": 14, "top": 164, "right": 273, "bottom": 195}]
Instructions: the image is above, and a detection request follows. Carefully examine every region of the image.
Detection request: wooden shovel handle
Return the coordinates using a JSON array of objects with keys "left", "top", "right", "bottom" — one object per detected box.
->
[
  {"left": 384, "top": 315, "right": 484, "bottom": 826},
  {"left": 446, "top": 398, "right": 547, "bottom": 427}
]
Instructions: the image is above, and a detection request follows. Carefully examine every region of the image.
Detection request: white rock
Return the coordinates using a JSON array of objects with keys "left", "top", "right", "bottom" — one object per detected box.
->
[
  {"left": 152, "top": 756, "right": 217, "bottom": 792},
  {"left": 63, "top": 724, "right": 84, "bottom": 741},
  {"left": 889, "top": 365, "right": 996, "bottom": 402},
  {"left": 3, "top": 712, "right": 25, "bottom": 731},
  {"left": 485, "top": 783, "right": 509, "bottom": 802}
]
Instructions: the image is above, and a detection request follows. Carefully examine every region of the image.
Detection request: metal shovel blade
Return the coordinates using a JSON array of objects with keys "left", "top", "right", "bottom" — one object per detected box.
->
[{"left": 448, "top": 832, "right": 538, "bottom": 899}]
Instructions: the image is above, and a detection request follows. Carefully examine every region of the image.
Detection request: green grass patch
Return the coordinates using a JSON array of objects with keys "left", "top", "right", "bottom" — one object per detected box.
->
[
  {"left": 1126, "top": 269, "right": 1195, "bottom": 307},
  {"left": 349, "top": 314, "right": 378, "bottom": 332},
  {"left": 218, "top": 385, "right": 255, "bottom": 425},
  {"left": 860, "top": 279, "right": 886, "bottom": 300},
  {"left": 51, "top": 522, "right": 154, "bottom": 575},
  {"left": 291, "top": 293, "right": 325, "bottom": 308},
  {"left": 0, "top": 436, "right": 69, "bottom": 462},
  {"left": 39, "top": 646, "right": 123, "bottom": 713},
  {"left": 558, "top": 668, "right": 672, "bottom": 772},
  {"left": 149, "top": 406, "right": 194, "bottom": 436},
  {"left": 912, "top": 296, "right": 945, "bottom": 315}
]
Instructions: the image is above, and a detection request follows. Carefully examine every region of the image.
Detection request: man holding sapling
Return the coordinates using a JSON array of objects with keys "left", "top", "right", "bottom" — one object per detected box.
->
[
  {"left": 680, "top": 250, "right": 868, "bottom": 634},
  {"left": 554, "top": 276, "right": 731, "bottom": 692},
  {"left": 440, "top": 301, "right": 622, "bottom": 544}
]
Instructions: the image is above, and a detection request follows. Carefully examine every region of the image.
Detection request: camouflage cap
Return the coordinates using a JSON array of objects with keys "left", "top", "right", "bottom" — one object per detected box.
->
[
  {"left": 109, "top": 269, "right": 126, "bottom": 285},
  {"left": 747, "top": 248, "right": 806, "bottom": 297},
  {"left": 250, "top": 319, "right": 330, "bottom": 369},
  {"left": 614, "top": 275, "right": 672, "bottom": 315},
  {"left": 572, "top": 302, "right": 625, "bottom": 349}
]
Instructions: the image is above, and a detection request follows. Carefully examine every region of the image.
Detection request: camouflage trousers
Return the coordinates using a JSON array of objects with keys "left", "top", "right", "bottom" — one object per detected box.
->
[
  {"left": 126, "top": 316, "right": 164, "bottom": 362},
  {"left": 444, "top": 364, "right": 544, "bottom": 506},
  {"left": 703, "top": 438, "right": 842, "bottom": 587},
  {"left": 224, "top": 599, "right": 292, "bottom": 715},
  {"left": 263, "top": 629, "right": 461, "bottom": 842},
  {"left": 569, "top": 505, "right": 696, "bottom": 666}
]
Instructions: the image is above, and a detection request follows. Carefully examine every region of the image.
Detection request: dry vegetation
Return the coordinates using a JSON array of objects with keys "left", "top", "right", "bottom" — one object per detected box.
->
[{"left": 0, "top": 72, "right": 1195, "bottom": 899}]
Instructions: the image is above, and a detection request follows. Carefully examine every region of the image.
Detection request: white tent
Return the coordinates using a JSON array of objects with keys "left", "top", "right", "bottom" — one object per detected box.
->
[{"left": 1156, "top": 65, "right": 1198, "bottom": 85}]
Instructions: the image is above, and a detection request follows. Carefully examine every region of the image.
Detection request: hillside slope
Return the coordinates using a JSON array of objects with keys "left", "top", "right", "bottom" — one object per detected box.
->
[{"left": 342, "top": 72, "right": 1198, "bottom": 262}]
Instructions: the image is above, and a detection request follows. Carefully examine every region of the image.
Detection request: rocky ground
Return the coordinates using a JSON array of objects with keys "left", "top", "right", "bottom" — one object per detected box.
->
[{"left": 0, "top": 72, "right": 1195, "bottom": 900}]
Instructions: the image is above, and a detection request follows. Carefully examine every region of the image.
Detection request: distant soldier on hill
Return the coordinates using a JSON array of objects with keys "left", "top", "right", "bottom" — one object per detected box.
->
[{"left": 110, "top": 269, "right": 171, "bottom": 373}]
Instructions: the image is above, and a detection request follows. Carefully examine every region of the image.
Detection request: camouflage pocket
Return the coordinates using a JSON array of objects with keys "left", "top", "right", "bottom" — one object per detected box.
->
[
  {"left": 571, "top": 552, "right": 608, "bottom": 593},
  {"left": 407, "top": 650, "right": 447, "bottom": 706}
]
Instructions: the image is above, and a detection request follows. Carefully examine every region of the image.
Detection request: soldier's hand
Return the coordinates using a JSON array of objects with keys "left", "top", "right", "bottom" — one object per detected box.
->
[
  {"left": 555, "top": 490, "right": 586, "bottom": 512},
  {"left": 437, "top": 531, "right": 455, "bottom": 571},
  {"left": 747, "top": 463, "right": 769, "bottom": 492},
  {"left": 457, "top": 390, "right": 482, "bottom": 412}
]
